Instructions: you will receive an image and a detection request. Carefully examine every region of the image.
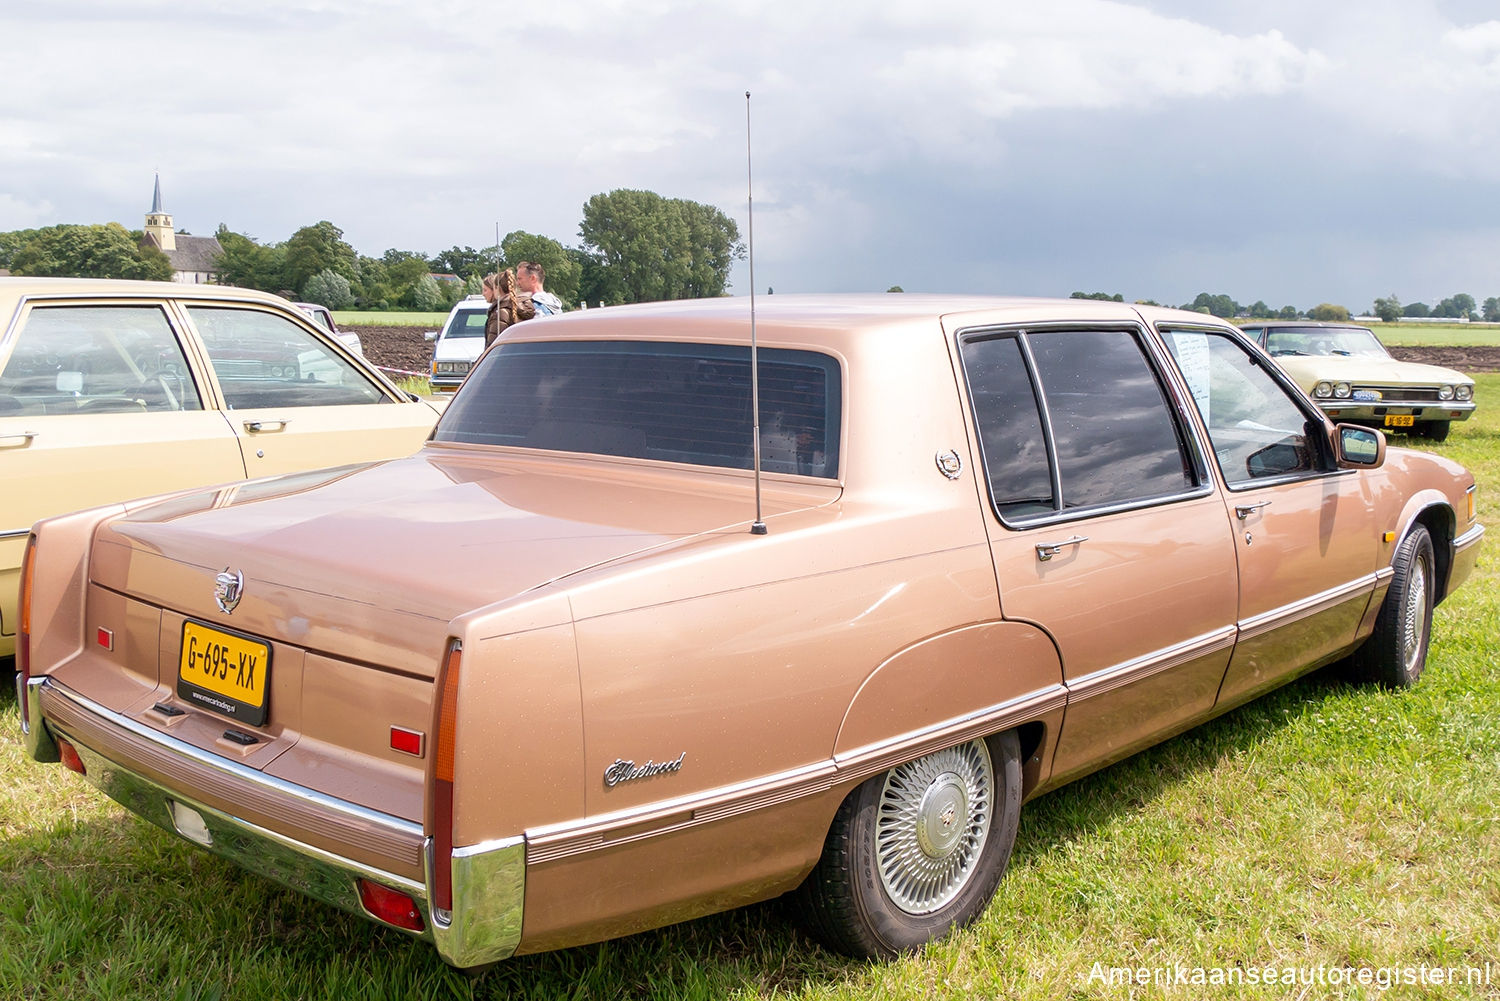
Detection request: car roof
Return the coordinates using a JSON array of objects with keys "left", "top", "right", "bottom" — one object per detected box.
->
[{"left": 0, "top": 276, "right": 299, "bottom": 314}]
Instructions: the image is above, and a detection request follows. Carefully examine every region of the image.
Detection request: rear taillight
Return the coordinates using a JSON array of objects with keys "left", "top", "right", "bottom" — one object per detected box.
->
[
  {"left": 56, "top": 736, "right": 86, "bottom": 775},
  {"left": 17, "top": 535, "right": 36, "bottom": 723},
  {"left": 357, "top": 878, "right": 425, "bottom": 932},
  {"left": 431, "top": 640, "right": 462, "bottom": 915}
]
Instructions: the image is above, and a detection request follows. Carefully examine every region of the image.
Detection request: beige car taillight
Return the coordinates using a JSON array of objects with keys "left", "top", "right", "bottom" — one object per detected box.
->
[
  {"left": 431, "top": 640, "right": 462, "bottom": 915},
  {"left": 17, "top": 535, "right": 36, "bottom": 723}
]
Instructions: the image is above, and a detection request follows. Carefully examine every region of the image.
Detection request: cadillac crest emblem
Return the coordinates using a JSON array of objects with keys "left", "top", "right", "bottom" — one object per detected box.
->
[{"left": 214, "top": 568, "right": 244, "bottom": 614}]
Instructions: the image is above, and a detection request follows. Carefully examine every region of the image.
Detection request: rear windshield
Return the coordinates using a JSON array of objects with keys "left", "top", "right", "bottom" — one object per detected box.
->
[
  {"left": 443, "top": 308, "right": 488, "bottom": 339},
  {"left": 433, "top": 340, "right": 841, "bottom": 478}
]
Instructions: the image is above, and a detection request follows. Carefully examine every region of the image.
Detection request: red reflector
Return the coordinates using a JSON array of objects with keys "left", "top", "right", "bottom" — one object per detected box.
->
[
  {"left": 97, "top": 627, "right": 114, "bottom": 651},
  {"left": 390, "top": 726, "right": 424, "bottom": 757},
  {"left": 357, "top": 878, "right": 425, "bottom": 931},
  {"left": 57, "top": 737, "right": 86, "bottom": 775}
]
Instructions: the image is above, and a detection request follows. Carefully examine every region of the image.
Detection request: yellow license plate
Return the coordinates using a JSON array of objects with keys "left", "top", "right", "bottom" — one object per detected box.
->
[
  {"left": 1384, "top": 414, "right": 1416, "bottom": 427},
  {"left": 178, "top": 620, "right": 272, "bottom": 726}
]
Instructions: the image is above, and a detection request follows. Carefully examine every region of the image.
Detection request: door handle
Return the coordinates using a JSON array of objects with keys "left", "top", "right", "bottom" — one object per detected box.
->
[
  {"left": 243, "top": 419, "right": 292, "bottom": 433},
  {"left": 0, "top": 430, "right": 39, "bottom": 446},
  {"left": 1235, "top": 501, "right": 1272, "bottom": 520},
  {"left": 1035, "top": 535, "right": 1088, "bottom": 562}
]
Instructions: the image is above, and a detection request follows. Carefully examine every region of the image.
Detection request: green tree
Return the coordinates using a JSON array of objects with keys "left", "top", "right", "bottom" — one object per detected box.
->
[
  {"left": 500, "top": 230, "right": 580, "bottom": 306},
  {"left": 1248, "top": 300, "right": 1275, "bottom": 318},
  {"left": 1403, "top": 301, "right": 1430, "bottom": 318},
  {"left": 1277, "top": 305, "right": 1300, "bottom": 320},
  {"left": 0, "top": 229, "right": 39, "bottom": 269},
  {"left": 1179, "top": 292, "right": 1241, "bottom": 318},
  {"left": 1431, "top": 294, "right": 1475, "bottom": 319},
  {"left": 428, "top": 246, "right": 490, "bottom": 280},
  {"left": 1372, "top": 294, "right": 1402, "bottom": 324},
  {"left": 887, "top": 286, "right": 905, "bottom": 293},
  {"left": 9, "top": 223, "right": 173, "bottom": 280},
  {"left": 1308, "top": 303, "right": 1350, "bottom": 322},
  {"left": 1070, "top": 291, "right": 1123, "bottom": 301},
  {"left": 301, "top": 268, "right": 354, "bottom": 310},
  {"left": 1483, "top": 297, "right": 1500, "bottom": 322},
  {"left": 284, "top": 221, "right": 358, "bottom": 295},
  {"left": 578, "top": 189, "right": 745, "bottom": 303},
  {"left": 571, "top": 247, "right": 620, "bottom": 308},
  {"left": 408, "top": 274, "right": 445, "bottom": 311},
  {"left": 213, "top": 226, "right": 287, "bottom": 291}
]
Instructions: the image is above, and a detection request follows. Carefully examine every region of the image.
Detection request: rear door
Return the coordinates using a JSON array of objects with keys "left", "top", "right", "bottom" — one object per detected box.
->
[
  {"left": 955, "top": 322, "right": 1239, "bottom": 786},
  {"left": 180, "top": 302, "right": 438, "bottom": 477},
  {"left": 0, "top": 300, "right": 244, "bottom": 645}
]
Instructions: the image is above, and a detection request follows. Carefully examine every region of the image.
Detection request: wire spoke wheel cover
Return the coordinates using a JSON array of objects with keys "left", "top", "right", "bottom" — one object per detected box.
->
[
  {"left": 1401, "top": 553, "right": 1429, "bottom": 676},
  {"left": 875, "top": 739, "right": 993, "bottom": 914}
]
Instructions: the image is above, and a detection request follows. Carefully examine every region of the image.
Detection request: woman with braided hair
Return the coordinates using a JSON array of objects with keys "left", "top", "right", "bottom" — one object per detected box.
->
[{"left": 481, "top": 268, "right": 535, "bottom": 348}]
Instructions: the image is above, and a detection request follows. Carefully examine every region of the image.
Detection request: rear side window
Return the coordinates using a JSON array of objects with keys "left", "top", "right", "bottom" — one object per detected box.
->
[
  {"left": 187, "top": 306, "right": 386, "bottom": 409},
  {"left": 961, "top": 328, "right": 1197, "bottom": 522},
  {"left": 0, "top": 305, "right": 203, "bottom": 415},
  {"left": 434, "top": 341, "right": 841, "bottom": 478}
]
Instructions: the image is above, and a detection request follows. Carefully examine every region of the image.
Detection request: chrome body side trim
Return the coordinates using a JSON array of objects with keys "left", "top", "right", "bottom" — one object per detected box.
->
[
  {"left": 1, "top": 527, "right": 35, "bottom": 540},
  {"left": 1455, "top": 523, "right": 1485, "bottom": 552},
  {"left": 527, "top": 685, "right": 1066, "bottom": 866},
  {"left": 1066, "top": 626, "right": 1238, "bottom": 703},
  {"left": 1236, "top": 573, "right": 1379, "bottom": 641}
]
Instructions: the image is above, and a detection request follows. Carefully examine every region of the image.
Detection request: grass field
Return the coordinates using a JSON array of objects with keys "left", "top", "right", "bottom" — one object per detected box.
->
[
  {"left": 2, "top": 380, "right": 1497, "bottom": 1000},
  {"left": 1372, "top": 324, "right": 1500, "bottom": 348},
  {"left": 333, "top": 311, "right": 448, "bottom": 327}
]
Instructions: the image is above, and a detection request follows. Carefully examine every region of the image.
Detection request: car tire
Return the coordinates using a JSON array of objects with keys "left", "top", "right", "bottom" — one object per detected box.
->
[
  {"left": 795, "top": 732, "right": 1021, "bottom": 957},
  {"left": 1419, "top": 420, "right": 1451, "bottom": 442},
  {"left": 1347, "top": 525, "right": 1435, "bottom": 689}
]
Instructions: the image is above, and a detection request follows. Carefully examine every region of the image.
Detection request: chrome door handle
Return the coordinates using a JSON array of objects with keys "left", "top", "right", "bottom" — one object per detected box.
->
[
  {"left": 0, "top": 430, "right": 39, "bottom": 445},
  {"left": 243, "top": 419, "right": 292, "bottom": 433},
  {"left": 1036, "top": 535, "right": 1088, "bottom": 562},
  {"left": 1235, "top": 501, "right": 1272, "bottom": 520}
]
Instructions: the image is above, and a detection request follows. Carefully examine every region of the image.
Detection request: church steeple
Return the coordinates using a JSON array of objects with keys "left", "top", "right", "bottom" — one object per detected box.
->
[{"left": 144, "top": 172, "right": 176, "bottom": 252}]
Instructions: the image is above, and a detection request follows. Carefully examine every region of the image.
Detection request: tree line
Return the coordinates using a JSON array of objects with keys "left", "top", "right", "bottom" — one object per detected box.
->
[
  {"left": 1073, "top": 290, "right": 1500, "bottom": 323},
  {"left": 0, "top": 189, "right": 744, "bottom": 311}
]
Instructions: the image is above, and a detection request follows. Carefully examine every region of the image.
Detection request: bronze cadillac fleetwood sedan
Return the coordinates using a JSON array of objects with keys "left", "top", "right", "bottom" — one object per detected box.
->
[{"left": 17, "top": 295, "right": 1483, "bottom": 966}]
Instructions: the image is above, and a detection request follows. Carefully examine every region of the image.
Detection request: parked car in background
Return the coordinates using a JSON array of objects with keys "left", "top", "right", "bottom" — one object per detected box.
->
[
  {"left": 425, "top": 296, "right": 488, "bottom": 395},
  {"left": 0, "top": 277, "right": 445, "bottom": 660},
  {"left": 18, "top": 295, "right": 1482, "bottom": 967},
  {"left": 1242, "top": 320, "right": 1475, "bottom": 441},
  {"left": 294, "top": 301, "right": 363, "bottom": 356}
]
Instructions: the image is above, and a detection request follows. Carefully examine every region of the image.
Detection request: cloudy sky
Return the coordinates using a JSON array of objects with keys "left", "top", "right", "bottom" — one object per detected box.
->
[{"left": 3, "top": 1, "right": 1498, "bottom": 310}]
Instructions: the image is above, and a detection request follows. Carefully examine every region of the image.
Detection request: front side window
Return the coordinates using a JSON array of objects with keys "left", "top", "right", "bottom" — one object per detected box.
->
[
  {"left": 1161, "top": 328, "right": 1323, "bottom": 485},
  {"left": 187, "top": 306, "right": 385, "bottom": 409},
  {"left": 0, "top": 305, "right": 203, "bottom": 415},
  {"left": 961, "top": 328, "right": 1196, "bottom": 522},
  {"left": 434, "top": 341, "right": 841, "bottom": 478}
]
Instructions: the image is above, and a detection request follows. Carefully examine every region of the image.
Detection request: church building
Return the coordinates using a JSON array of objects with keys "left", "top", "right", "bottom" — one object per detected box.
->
[{"left": 141, "top": 174, "right": 223, "bottom": 284}]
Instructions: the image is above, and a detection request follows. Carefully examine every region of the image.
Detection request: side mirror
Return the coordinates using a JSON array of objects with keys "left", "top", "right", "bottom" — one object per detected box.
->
[
  {"left": 424, "top": 330, "right": 439, "bottom": 342},
  {"left": 1334, "top": 424, "right": 1385, "bottom": 469}
]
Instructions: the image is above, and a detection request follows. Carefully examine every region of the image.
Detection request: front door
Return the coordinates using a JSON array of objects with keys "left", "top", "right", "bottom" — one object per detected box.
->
[{"left": 1158, "top": 327, "right": 1380, "bottom": 708}]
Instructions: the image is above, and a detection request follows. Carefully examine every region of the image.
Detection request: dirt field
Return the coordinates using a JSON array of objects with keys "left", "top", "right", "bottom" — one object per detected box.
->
[{"left": 357, "top": 324, "right": 1500, "bottom": 378}]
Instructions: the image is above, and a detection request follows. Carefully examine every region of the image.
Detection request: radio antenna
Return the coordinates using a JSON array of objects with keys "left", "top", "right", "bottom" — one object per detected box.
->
[{"left": 746, "top": 90, "right": 767, "bottom": 535}]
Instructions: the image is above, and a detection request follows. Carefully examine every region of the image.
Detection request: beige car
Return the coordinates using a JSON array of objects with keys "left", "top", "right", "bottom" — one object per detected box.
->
[
  {"left": 1242, "top": 321, "right": 1476, "bottom": 441},
  {"left": 17, "top": 295, "right": 1483, "bottom": 966},
  {"left": 0, "top": 277, "right": 444, "bottom": 659}
]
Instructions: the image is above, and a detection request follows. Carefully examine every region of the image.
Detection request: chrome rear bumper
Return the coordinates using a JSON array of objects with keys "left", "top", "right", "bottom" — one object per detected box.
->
[{"left": 22, "top": 676, "right": 524, "bottom": 968}]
